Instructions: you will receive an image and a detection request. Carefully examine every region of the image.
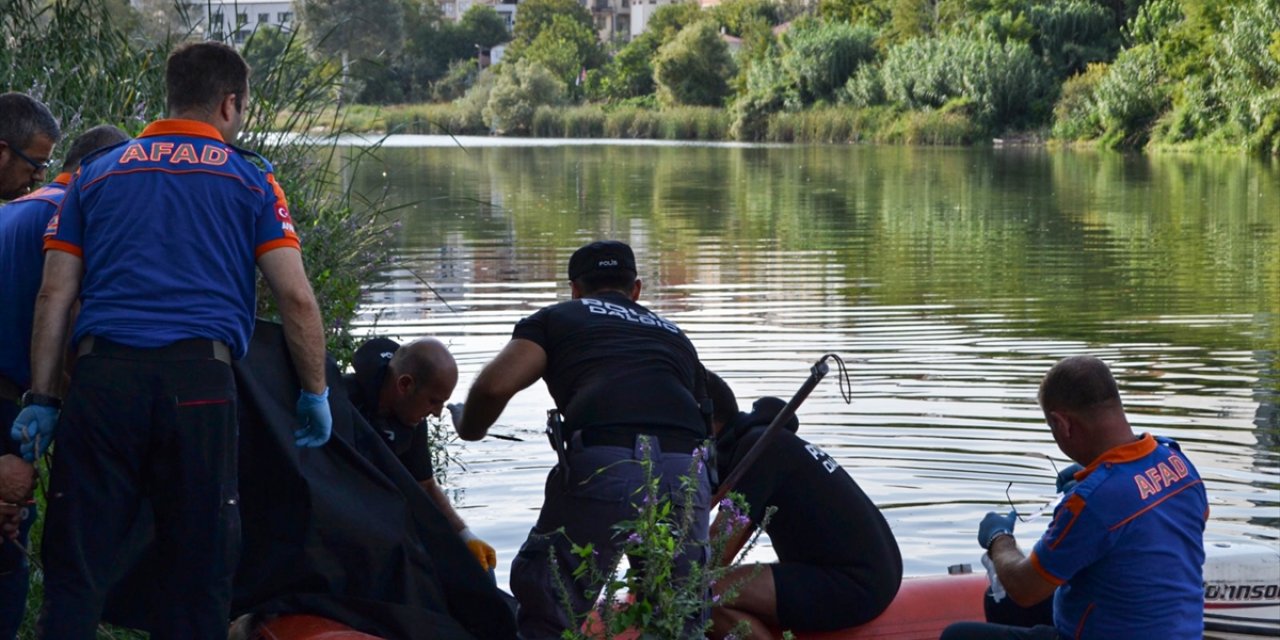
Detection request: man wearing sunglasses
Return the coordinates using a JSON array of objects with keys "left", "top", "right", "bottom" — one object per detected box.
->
[
  {"left": 0, "top": 92, "right": 60, "bottom": 201},
  {"left": 0, "top": 123, "right": 130, "bottom": 640},
  {"left": 942, "top": 356, "right": 1208, "bottom": 640}
]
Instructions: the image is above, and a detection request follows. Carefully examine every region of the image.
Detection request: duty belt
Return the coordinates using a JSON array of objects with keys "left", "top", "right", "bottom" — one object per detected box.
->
[
  {"left": 578, "top": 429, "right": 702, "bottom": 455},
  {"left": 77, "top": 336, "right": 231, "bottom": 364}
]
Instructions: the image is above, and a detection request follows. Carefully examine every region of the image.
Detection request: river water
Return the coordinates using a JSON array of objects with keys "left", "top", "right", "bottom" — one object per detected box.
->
[{"left": 342, "top": 137, "right": 1279, "bottom": 589}]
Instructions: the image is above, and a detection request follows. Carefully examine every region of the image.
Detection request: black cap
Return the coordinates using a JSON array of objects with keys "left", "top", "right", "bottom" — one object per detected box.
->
[{"left": 568, "top": 240, "right": 636, "bottom": 281}]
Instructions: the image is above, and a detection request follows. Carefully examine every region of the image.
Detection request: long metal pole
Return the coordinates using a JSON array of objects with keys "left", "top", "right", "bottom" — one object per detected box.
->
[{"left": 711, "top": 356, "right": 831, "bottom": 505}]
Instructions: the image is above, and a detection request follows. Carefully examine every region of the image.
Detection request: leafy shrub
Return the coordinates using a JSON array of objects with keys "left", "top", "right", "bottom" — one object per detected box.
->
[
  {"left": 654, "top": 21, "right": 736, "bottom": 107},
  {"left": 880, "top": 34, "right": 1053, "bottom": 128},
  {"left": 524, "top": 14, "right": 606, "bottom": 90},
  {"left": 780, "top": 19, "right": 878, "bottom": 104},
  {"left": 730, "top": 56, "right": 793, "bottom": 140},
  {"left": 883, "top": 101, "right": 982, "bottom": 145},
  {"left": 1205, "top": 0, "right": 1280, "bottom": 151},
  {"left": 432, "top": 59, "right": 479, "bottom": 103},
  {"left": 1051, "top": 62, "right": 1107, "bottom": 141},
  {"left": 560, "top": 105, "right": 608, "bottom": 137},
  {"left": 557, "top": 448, "right": 771, "bottom": 640},
  {"left": 840, "top": 64, "right": 886, "bottom": 108},
  {"left": 1124, "top": 0, "right": 1181, "bottom": 47},
  {"left": 1093, "top": 43, "right": 1168, "bottom": 146},
  {"left": 483, "top": 59, "right": 567, "bottom": 134},
  {"left": 1028, "top": 0, "right": 1119, "bottom": 78}
]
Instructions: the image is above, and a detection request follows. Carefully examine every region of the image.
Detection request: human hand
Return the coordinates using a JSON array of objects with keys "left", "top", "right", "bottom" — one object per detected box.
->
[
  {"left": 0, "top": 455, "right": 35, "bottom": 504},
  {"left": 294, "top": 387, "right": 332, "bottom": 447},
  {"left": 447, "top": 403, "right": 464, "bottom": 431},
  {"left": 1056, "top": 462, "right": 1085, "bottom": 493},
  {"left": 460, "top": 527, "right": 497, "bottom": 570},
  {"left": 0, "top": 503, "right": 21, "bottom": 540},
  {"left": 11, "top": 405, "right": 58, "bottom": 462},
  {"left": 978, "top": 510, "right": 1017, "bottom": 550}
]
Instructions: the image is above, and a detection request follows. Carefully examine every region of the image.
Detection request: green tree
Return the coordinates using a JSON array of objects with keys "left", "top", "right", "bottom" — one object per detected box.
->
[
  {"left": 298, "top": 0, "right": 406, "bottom": 97},
  {"left": 1093, "top": 43, "right": 1168, "bottom": 146},
  {"left": 484, "top": 58, "right": 568, "bottom": 133},
  {"left": 507, "top": 0, "right": 595, "bottom": 61},
  {"left": 818, "top": 0, "right": 892, "bottom": 28},
  {"left": 588, "top": 2, "right": 701, "bottom": 102},
  {"left": 645, "top": 1, "right": 704, "bottom": 44},
  {"left": 886, "top": 0, "right": 937, "bottom": 43},
  {"left": 1028, "top": 0, "right": 1119, "bottom": 78},
  {"left": 524, "top": 14, "right": 605, "bottom": 89},
  {"left": 781, "top": 18, "right": 878, "bottom": 104},
  {"left": 592, "top": 40, "right": 658, "bottom": 100},
  {"left": 653, "top": 20, "right": 736, "bottom": 107},
  {"left": 460, "top": 4, "right": 510, "bottom": 49},
  {"left": 710, "top": 0, "right": 781, "bottom": 36}
]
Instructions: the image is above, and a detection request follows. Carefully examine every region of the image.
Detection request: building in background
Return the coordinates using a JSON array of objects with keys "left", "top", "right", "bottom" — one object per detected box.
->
[
  {"left": 438, "top": 0, "right": 518, "bottom": 30},
  {"left": 130, "top": 0, "right": 295, "bottom": 43}
]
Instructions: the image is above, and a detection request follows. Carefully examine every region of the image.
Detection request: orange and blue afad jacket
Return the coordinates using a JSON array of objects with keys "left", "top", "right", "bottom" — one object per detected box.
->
[
  {"left": 0, "top": 173, "right": 71, "bottom": 387},
  {"left": 1031, "top": 433, "right": 1208, "bottom": 639},
  {"left": 44, "top": 119, "right": 299, "bottom": 359}
]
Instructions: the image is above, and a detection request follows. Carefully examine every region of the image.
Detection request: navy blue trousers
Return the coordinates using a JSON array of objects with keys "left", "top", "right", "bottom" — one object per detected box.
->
[{"left": 510, "top": 434, "right": 710, "bottom": 639}]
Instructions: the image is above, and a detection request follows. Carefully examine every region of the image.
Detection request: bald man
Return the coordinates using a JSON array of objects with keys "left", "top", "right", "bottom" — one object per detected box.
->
[
  {"left": 942, "top": 356, "right": 1208, "bottom": 640},
  {"left": 344, "top": 337, "right": 496, "bottom": 572}
]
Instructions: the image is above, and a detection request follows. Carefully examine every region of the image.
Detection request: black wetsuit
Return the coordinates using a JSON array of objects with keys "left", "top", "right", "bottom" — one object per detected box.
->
[{"left": 717, "top": 397, "right": 903, "bottom": 631}]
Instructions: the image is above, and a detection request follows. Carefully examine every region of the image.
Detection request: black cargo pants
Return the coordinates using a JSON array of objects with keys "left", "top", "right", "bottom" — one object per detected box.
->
[{"left": 40, "top": 339, "right": 239, "bottom": 640}]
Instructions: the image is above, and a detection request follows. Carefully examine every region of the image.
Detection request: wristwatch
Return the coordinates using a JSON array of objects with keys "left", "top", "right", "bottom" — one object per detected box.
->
[{"left": 20, "top": 391, "right": 61, "bottom": 410}]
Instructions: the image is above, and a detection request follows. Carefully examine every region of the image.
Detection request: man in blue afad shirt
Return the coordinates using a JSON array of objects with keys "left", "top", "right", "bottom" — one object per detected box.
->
[
  {"left": 942, "top": 356, "right": 1208, "bottom": 640},
  {"left": 0, "top": 124, "right": 130, "bottom": 640},
  {"left": 12, "top": 42, "right": 331, "bottom": 639}
]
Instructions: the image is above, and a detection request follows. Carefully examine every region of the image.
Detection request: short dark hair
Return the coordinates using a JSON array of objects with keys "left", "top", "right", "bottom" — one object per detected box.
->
[
  {"left": 166, "top": 42, "right": 250, "bottom": 115},
  {"left": 62, "top": 125, "right": 130, "bottom": 173},
  {"left": 1038, "top": 356, "right": 1122, "bottom": 413},
  {"left": 0, "top": 92, "right": 61, "bottom": 148},
  {"left": 705, "top": 371, "right": 739, "bottom": 426},
  {"left": 574, "top": 269, "right": 637, "bottom": 295}
]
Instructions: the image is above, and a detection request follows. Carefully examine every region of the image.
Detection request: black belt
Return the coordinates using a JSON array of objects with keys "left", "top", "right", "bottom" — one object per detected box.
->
[
  {"left": 77, "top": 336, "right": 231, "bottom": 365},
  {"left": 579, "top": 430, "right": 702, "bottom": 454}
]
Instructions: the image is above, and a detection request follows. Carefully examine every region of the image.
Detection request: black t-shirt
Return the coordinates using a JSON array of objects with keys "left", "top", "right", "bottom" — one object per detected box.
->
[
  {"left": 512, "top": 290, "right": 705, "bottom": 439},
  {"left": 719, "top": 402, "right": 901, "bottom": 574},
  {"left": 344, "top": 338, "right": 434, "bottom": 482}
]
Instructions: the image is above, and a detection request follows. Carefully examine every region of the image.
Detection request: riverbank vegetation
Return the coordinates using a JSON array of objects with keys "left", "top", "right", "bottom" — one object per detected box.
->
[{"left": 316, "top": 0, "right": 1278, "bottom": 152}]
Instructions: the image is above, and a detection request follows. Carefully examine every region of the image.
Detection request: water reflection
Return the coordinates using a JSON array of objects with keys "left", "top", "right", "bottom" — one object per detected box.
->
[{"left": 347, "top": 139, "right": 1279, "bottom": 583}]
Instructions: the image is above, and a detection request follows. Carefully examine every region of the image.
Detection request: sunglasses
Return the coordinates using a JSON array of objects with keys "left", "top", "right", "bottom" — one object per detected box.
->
[
  {"left": 1005, "top": 455, "right": 1061, "bottom": 523},
  {"left": 2, "top": 139, "right": 52, "bottom": 172}
]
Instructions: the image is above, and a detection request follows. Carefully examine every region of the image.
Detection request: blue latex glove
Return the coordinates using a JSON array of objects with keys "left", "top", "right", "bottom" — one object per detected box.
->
[
  {"left": 11, "top": 405, "right": 58, "bottom": 462},
  {"left": 1056, "top": 462, "right": 1085, "bottom": 493},
  {"left": 978, "top": 510, "right": 1017, "bottom": 550},
  {"left": 294, "top": 387, "right": 332, "bottom": 448}
]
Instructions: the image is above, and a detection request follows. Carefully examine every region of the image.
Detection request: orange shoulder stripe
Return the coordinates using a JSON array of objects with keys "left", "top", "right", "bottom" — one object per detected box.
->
[
  {"left": 1028, "top": 551, "right": 1066, "bottom": 586},
  {"left": 255, "top": 237, "right": 301, "bottom": 258},
  {"left": 44, "top": 239, "right": 83, "bottom": 257}
]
